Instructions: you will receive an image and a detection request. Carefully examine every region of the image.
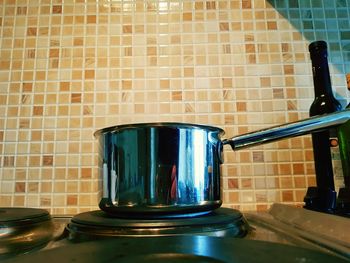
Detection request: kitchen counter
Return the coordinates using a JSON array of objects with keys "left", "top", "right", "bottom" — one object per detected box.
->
[{"left": 245, "top": 204, "right": 350, "bottom": 260}]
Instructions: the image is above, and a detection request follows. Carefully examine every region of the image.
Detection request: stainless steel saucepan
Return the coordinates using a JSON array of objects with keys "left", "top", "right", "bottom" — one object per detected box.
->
[{"left": 94, "top": 109, "right": 350, "bottom": 217}]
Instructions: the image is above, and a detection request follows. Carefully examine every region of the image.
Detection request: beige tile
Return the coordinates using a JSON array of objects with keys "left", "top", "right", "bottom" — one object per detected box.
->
[{"left": 1, "top": 0, "right": 348, "bottom": 213}]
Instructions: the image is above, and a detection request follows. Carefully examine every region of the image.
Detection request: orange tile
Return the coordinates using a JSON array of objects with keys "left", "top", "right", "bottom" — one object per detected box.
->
[
  {"left": 292, "top": 163, "right": 305, "bottom": 175},
  {"left": 242, "top": 0, "right": 252, "bottom": 8},
  {"left": 67, "top": 195, "right": 78, "bottom": 206},
  {"left": 42, "top": 155, "right": 53, "bottom": 166},
  {"left": 15, "top": 182, "right": 26, "bottom": 193},
  {"left": 282, "top": 190, "right": 294, "bottom": 202},
  {"left": 81, "top": 168, "right": 92, "bottom": 179},
  {"left": 228, "top": 178, "right": 238, "bottom": 189}
]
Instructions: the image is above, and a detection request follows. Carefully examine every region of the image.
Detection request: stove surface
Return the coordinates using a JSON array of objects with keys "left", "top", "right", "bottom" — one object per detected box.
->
[
  {"left": 1, "top": 204, "right": 350, "bottom": 262},
  {"left": 4, "top": 235, "right": 349, "bottom": 263}
]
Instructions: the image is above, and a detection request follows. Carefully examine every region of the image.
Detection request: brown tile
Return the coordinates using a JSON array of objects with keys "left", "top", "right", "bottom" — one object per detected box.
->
[
  {"left": 256, "top": 204, "right": 268, "bottom": 211},
  {"left": 282, "top": 190, "right": 294, "bottom": 202},
  {"left": 15, "top": 182, "right": 26, "bottom": 193},
  {"left": 123, "top": 25, "right": 132, "bottom": 33},
  {"left": 27, "top": 27, "right": 37, "bottom": 36},
  {"left": 283, "top": 65, "right": 294, "bottom": 75},
  {"left": 81, "top": 168, "right": 92, "bottom": 179},
  {"left": 236, "top": 102, "right": 247, "bottom": 112},
  {"left": 295, "top": 190, "right": 306, "bottom": 202},
  {"left": 122, "top": 80, "right": 132, "bottom": 90},
  {"left": 183, "top": 12, "right": 192, "bottom": 21},
  {"left": 60, "top": 82, "right": 70, "bottom": 91},
  {"left": 267, "top": 21, "right": 277, "bottom": 30},
  {"left": 42, "top": 155, "right": 53, "bottom": 166},
  {"left": 279, "top": 164, "right": 291, "bottom": 175},
  {"left": 71, "top": 93, "right": 82, "bottom": 103},
  {"left": 242, "top": 0, "right": 252, "bottom": 8},
  {"left": 49, "top": 48, "right": 59, "bottom": 58},
  {"left": 273, "top": 88, "right": 284, "bottom": 99},
  {"left": 52, "top": 5, "right": 62, "bottom": 14},
  {"left": 252, "top": 151, "right": 264, "bottom": 162},
  {"left": 292, "top": 163, "right": 304, "bottom": 175},
  {"left": 294, "top": 176, "right": 306, "bottom": 188},
  {"left": 67, "top": 195, "right": 78, "bottom": 206},
  {"left": 147, "top": 46, "right": 157, "bottom": 56},
  {"left": 171, "top": 91, "right": 182, "bottom": 101},
  {"left": 228, "top": 178, "right": 238, "bottom": 189},
  {"left": 280, "top": 177, "right": 293, "bottom": 188},
  {"left": 33, "top": 106, "right": 43, "bottom": 115}
]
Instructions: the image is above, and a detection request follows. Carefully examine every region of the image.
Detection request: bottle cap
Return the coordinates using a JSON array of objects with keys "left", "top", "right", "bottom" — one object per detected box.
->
[{"left": 308, "top": 40, "right": 327, "bottom": 53}]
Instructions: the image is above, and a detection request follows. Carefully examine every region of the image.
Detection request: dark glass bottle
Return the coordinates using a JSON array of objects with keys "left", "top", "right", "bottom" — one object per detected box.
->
[
  {"left": 304, "top": 41, "right": 342, "bottom": 213},
  {"left": 336, "top": 73, "right": 350, "bottom": 215}
]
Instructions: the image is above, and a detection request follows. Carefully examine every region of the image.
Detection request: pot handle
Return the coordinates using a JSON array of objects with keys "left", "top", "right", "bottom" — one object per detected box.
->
[{"left": 222, "top": 109, "right": 350, "bottom": 150}]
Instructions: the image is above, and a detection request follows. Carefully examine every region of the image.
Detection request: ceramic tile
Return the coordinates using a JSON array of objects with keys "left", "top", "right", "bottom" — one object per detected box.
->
[{"left": 1, "top": 0, "right": 350, "bottom": 213}]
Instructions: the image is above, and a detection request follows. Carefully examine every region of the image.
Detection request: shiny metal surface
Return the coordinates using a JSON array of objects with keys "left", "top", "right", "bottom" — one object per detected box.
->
[
  {"left": 65, "top": 208, "right": 249, "bottom": 242},
  {"left": 35, "top": 206, "right": 350, "bottom": 261},
  {"left": 2, "top": 205, "right": 349, "bottom": 261},
  {"left": 95, "top": 110, "right": 350, "bottom": 215},
  {"left": 3, "top": 235, "right": 348, "bottom": 263},
  {"left": 224, "top": 109, "right": 350, "bottom": 150},
  {"left": 95, "top": 123, "right": 224, "bottom": 215},
  {"left": 0, "top": 208, "right": 54, "bottom": 260}
]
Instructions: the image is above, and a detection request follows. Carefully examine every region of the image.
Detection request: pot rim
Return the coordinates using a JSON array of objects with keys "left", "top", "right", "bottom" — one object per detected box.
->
[{"left": 93, "top": 122, "right": 225, "bottom": 137}]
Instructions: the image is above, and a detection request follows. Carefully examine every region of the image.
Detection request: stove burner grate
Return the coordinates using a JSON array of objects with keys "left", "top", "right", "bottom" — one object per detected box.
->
[
  {"left": 66, "top": 208, "right": 249, "bottom": 242},
  {"left": 0, "top": 208, "right": 54, "bottom": 259}
]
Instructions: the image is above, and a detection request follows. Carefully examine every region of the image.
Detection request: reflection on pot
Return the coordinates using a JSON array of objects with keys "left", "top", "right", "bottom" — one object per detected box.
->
[{"left": 97, "top": 124, "right": 223, "bottom": 216}]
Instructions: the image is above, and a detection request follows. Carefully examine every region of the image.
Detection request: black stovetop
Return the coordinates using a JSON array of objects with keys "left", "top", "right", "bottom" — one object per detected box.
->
[{"left": 1, "top": 204, "right": 350, "bottom": 262}]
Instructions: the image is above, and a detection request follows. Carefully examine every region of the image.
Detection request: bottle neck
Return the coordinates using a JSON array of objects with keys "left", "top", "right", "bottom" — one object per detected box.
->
[{"left": 310, "top": 50, "right": 334, "bottom": 98}]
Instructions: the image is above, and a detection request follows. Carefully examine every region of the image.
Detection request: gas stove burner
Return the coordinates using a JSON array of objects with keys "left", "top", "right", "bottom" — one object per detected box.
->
[
  {"left": 66, "top": 208, "right": 249, "bottom": 242},
  {"left": 0, "top": 207, "right": 54, "bottom": 259}
]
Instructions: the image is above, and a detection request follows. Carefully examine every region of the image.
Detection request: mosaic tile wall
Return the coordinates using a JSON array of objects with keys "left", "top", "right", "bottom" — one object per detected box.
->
[{"left": 1, "top": 0, "right": 350, "bottom": 215}]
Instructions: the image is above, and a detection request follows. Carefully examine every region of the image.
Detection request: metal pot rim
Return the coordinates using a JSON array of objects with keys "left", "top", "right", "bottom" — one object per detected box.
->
[{"left": 94, "top": 122, "right": 225, "bottom": 138}]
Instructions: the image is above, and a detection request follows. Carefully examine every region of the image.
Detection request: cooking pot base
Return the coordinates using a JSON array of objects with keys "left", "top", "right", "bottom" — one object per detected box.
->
[
  {"left": 66, "top": 207, "right": 249, "bottom": 242},
  {"left": 99, "top": 199, "right": 222, "bottom": 219}
]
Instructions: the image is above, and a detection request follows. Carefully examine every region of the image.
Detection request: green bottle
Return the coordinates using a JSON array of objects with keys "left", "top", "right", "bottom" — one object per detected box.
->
[{"left": 337, "top": 73, "right": 350, "bottom": 215}]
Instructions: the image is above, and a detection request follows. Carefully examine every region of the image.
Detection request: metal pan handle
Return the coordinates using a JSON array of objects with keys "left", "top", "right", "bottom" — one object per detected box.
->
[{"left": 223, "top": 109, "right": 350, "bottom": 150}]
